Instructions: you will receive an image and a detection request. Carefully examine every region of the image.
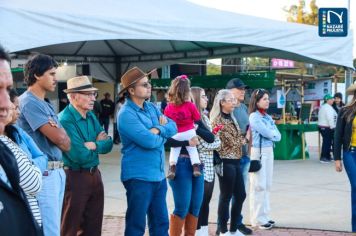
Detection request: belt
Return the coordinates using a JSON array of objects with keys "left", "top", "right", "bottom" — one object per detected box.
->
[
  {"left": 64, "top": 166, "right": 98, "bottom": 174},
  {"left": 350, "top": 146, "right": 356, "bottom": 152},
  {"left": 47, "top": 161, "right": 64, "bottom": 170}
]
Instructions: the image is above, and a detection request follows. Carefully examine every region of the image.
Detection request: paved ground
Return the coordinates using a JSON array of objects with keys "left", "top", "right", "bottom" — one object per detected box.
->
[
  {"left": 100, "top": 129, "right": 354, "bottom": 235},
  {"left": 102, "top": 216, "right": 354, "bottom": 235}
]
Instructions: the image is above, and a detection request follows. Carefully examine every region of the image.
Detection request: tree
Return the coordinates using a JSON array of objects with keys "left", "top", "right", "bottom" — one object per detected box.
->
[{"left": 284, "top": 0, "right": 318, "bottom": 25}]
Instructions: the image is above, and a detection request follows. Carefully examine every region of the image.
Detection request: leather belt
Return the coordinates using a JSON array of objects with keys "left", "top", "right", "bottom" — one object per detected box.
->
[
  {"left": 47, "top": 161, "right": 64, "bottom": 170},
  {"left": 64, "top": 166, "right": 98, "bottom": 174}
]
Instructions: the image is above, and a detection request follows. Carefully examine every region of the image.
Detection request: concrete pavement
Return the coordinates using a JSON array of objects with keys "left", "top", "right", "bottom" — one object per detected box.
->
[{"left": 99, "top": 131, "right": 353, "bottom": 234}]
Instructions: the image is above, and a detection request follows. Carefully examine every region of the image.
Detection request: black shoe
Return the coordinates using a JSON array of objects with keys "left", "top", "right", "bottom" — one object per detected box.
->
[
  {"left": 268, "top": 220, "right": 275, "bottom": 226},
  {"left": 236, "top": 224, "right": 253, "bottom": 235},
  {"left": 320, "top": 157, "right": 331, "bottom": 163},
  {"left": 258, "top": 223, "right": 273, "bottom": 230}
]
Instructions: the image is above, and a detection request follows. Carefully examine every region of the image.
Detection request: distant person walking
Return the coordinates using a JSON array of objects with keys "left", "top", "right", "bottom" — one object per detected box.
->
[
  {"left": 318, "top": 94, "right": 337, "bottom": 163},
  {"left": 334, "top": 82, "right": 356, "bottom": 232},
  {"left": 100, "top": 92, "right": 114, "bottom": 134}
]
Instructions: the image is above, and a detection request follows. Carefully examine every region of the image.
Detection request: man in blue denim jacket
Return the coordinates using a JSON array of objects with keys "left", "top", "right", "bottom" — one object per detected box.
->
[{"left": 118, "top": 67, "right": 177, "bottom": 236}]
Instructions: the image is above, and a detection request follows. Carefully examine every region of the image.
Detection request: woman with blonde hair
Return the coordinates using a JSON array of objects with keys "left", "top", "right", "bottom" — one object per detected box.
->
[
  {"left": 334, "top": 82, "right": 356, "bottom": 232},
  {"left": 248, "top": 89, "right": 281, "bottom": 230},
  {"left": 191, "top": 87, "right": 221, "bottom": 236},
  {"left": 211, "top": 89, "right": 246, "bottom": 236}
]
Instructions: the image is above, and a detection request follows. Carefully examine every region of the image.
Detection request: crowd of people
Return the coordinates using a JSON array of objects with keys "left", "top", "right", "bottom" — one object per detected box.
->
[{"left": 0, "top": 43, "right": 356, "bottom": 236}]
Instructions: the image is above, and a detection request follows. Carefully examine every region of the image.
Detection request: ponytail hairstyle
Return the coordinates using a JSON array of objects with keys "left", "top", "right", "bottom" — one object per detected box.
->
[{"left": 167, "top": 75, "right": 191, "bottom": 105}]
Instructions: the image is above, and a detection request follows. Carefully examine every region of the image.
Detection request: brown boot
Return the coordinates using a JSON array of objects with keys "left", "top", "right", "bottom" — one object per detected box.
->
[
  {"left": 184, "top": 213, "right": 199, "bottom": 236},
  {"left": 167, "top": 165, "right": 176, "bottom": 179},
  {"left": 169, "top": 214, "right": 184, "bottom": 236},
  {"left": 192, "top": 164, "right": 201, "bottom": 177}
]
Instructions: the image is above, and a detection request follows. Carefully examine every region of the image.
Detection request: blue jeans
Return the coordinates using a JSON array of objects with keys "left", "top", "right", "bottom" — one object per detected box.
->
[
  {"left": 123, "top": 179, "right": 169, "bottom": 236},
  {"left": 169, "top": 157, "right": 204, "bottom": 218},
  {"left": 343, "top": 150, "right": 356, "bottom": 232},
  {"left": 37, "top": 168, "right": 66, "bottom": 236},
  {"left": 216, "top": 156, "right": 250, "bottom": 232}
]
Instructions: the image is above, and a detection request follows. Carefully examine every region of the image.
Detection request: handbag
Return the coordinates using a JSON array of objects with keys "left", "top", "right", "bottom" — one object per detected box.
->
[
  {"left": 249, "top": 134, "right": 262, "bottom": 172},
  {"left": 213, "top": 150, "right": 222, "bottom": 166}
]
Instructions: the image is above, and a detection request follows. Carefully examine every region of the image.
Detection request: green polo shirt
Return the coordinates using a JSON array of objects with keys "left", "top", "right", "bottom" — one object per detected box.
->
[{"left": 58, "top": 104, "right": 113, "bottom": 169}]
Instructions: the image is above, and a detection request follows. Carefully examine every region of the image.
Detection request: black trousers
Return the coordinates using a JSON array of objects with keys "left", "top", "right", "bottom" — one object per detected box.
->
[
  {"left": 217, "top": 159, "right": 246, "bottom": 233},
  {"left": 319, "top": 127, "right": 334, "bottom": 160},
  {"left": 197, "top": 179, "right": 215, "bottom": 229}
]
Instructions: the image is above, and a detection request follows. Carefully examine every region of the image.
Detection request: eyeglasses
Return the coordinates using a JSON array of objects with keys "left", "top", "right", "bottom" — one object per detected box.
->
[
  {"left": 78, "top": 92, "right": 98, "bottom": 98},
  {"left": 224, "top": 98, "right": 237, "bottom": 103},
  {"left": 136, "top": 82, "right": 151, "bottom": 88}
]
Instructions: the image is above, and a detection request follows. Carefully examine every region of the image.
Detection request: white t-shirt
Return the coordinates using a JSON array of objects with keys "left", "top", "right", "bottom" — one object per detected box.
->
[{"left": 318, "top": 103, "right": 337, "bottom": 129}]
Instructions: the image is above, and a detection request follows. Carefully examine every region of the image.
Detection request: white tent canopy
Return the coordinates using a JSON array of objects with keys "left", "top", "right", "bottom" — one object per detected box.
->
[{"left": 0, "top": 0, "right": 354, "bottom": 82}]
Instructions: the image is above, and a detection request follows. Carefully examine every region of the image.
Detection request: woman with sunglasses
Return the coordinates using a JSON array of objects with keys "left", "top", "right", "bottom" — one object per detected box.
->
[
  {"left": 248, "top": 89, "right": 281, "bottom": 230},
  {"left": 210, "top": 89, "right": 246, "bottom": 236}
]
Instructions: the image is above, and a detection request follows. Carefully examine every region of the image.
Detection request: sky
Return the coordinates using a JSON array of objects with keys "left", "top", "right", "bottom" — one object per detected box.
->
[{"left": 188, "top": 0, "right": 355, "bottom": 59}]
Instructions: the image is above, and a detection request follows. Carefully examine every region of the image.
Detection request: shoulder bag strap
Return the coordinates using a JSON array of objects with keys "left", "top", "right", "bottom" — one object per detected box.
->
[{"left": 259, "top": 134, "right": 262, "bottom": 160}]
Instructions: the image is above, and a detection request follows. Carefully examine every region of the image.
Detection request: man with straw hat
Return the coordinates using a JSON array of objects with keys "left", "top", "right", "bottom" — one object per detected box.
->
[
  {"left": 59, "top": 76, "right": 113, "bottom": 236},
  {"left": 117, "top": 67, "right": 177, "bottom": 236}
]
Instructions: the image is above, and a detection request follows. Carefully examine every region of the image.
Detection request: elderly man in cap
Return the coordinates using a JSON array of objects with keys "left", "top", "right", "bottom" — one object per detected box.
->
[
  {"left": 318, "top": 94, "right": 337, "bottom": 163},
  {"left": 118, "top": 67, "right": 177, "bottom": 236},
  {"left": 59, "top": 76, "right": 113, "bottom": 236}
]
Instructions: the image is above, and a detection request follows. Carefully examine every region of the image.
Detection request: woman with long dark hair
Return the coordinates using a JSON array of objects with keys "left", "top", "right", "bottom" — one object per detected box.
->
[
  {"left": 334, "top": 83, "right": 356, "bottom": 232},
  {"left": 248, "top": 89, "right": 281, "bottom": 230}
]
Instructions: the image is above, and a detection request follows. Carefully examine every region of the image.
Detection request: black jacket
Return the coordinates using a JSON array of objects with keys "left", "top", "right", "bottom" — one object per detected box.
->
[
  {"left": 0, "top": 140, "right": 43, "bottom": 236},
  {"left": 165, "top": 120, "right": 214, "bottom": 153},
  {"left": 334, "top": 107, "right": 356, "bottom": 161}
]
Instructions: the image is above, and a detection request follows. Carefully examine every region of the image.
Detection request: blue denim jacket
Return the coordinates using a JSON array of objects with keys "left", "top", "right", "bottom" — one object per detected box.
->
[
  {"left": 12, "top": 125, "right": 48, "bottom": 173},
  {"left": 118, "top": 98, "right": 177, "bottom": 182},
  {"left": 249, "top": 111, "right": 281, "bottom": 148}
]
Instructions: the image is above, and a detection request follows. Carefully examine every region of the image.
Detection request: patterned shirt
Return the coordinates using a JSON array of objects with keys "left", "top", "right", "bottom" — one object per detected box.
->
[
  {"left": 212, "top": 114, "right": 246, "bottom": 159},
  {"left": 0, "top": 135, "right": 42, "bottom": 226},
  {"left": 197, "top": 115, "right": 221, "bottom": 182}
]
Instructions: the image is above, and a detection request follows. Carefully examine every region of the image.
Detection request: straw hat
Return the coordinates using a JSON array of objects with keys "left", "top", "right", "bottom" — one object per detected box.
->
[
  {"left": 346, "top": 81, "right": 356, "bottom": 95},
  {"left": 118, "top": 67, "right": 155, "bottom": 96},
  {"left": 63, "top": 76, "right": 98, "bottom": 93}
]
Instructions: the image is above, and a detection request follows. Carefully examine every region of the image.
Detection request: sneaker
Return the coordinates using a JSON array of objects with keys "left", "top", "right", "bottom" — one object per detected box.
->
[
  {"left": 230, "top": 230, "right": 245, "bottom": 236},
  {"left": 320, "top": 157, "right": 331, "bottom": 163},
  {"left": 167, "top": 165, "right": 176, "bottom": 179},
  {"left": 193, "top": 164, "right": 202, "bottom": 177},
  {"left": 258, "top": 223, "right": 273, "bottom": 230},
  {"left": 236, "top": 224, "right": 252, "bottom": 235},
  {"left": 219, "top": 232, "right": 231, "bottom": 236},
  {"left": 268, "top": 220, "right": 275, "bottom": 226}
]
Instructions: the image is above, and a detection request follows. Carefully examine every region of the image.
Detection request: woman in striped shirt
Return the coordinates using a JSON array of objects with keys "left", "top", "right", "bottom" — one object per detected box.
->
[{"left": 2, "top": 89, "right": 43, "bottom": 227}]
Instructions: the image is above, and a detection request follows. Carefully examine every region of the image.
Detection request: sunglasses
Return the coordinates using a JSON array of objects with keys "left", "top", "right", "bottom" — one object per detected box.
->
[
  {"left": 255, "top": 88, "right": 267, "bottom": 96},
  {"left": 136, "top": 82, "right": 152, "bottom": 88}
]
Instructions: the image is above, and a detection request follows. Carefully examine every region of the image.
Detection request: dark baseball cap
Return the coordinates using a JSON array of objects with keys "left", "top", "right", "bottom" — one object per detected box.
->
[{"left": 226, "top": 78, "right": 249, "bottom": 89}]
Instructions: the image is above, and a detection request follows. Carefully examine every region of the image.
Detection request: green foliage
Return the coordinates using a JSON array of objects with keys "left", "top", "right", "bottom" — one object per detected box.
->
[
  {"left": 284, "top": 0, "right": 318, "bottom": 25},
  {"left": 206, "top": 63, "right": 221, "bottom": 75}
]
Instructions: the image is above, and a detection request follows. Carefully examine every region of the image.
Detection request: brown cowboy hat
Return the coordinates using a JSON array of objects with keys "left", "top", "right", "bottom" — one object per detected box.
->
[
  {"left": 63, "top": 76, "right": 98, "bottom": 93},
  {"left": 346, "top": 81, "right": 356, "bottom": 95},
  {"left": 118, "top": 67, "right": 155, "bottom": 96}
]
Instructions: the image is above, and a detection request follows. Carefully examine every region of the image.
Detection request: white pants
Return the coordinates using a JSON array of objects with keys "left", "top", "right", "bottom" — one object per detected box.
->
[
  {"left": 169, "top": 129, "right": 200, "bottom": 165},
  {"left": 249, "top": 146, "right": 274, "bottom": 227}
]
